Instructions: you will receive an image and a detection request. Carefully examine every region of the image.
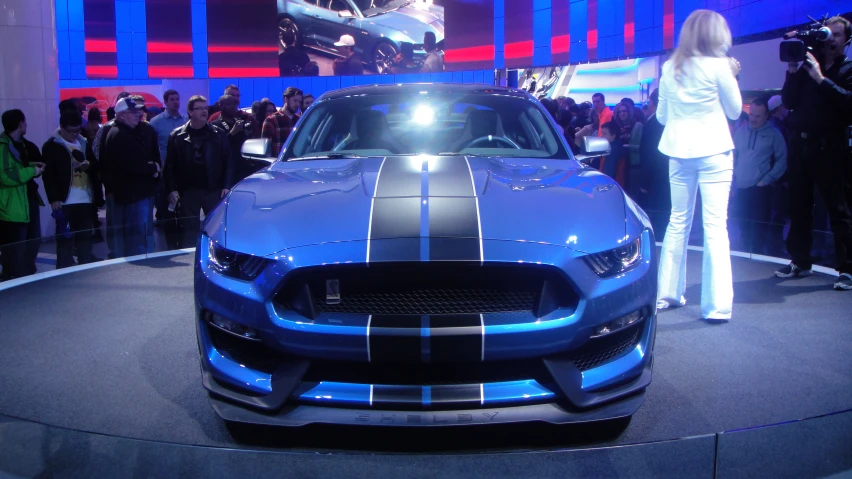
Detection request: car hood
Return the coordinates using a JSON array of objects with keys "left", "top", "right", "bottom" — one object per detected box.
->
[
  {"left": 366, "top": 4, "right": 444, "bottom": 38},
  {"left": 219, "top": 156, "right": 626, "bottom": 257}
]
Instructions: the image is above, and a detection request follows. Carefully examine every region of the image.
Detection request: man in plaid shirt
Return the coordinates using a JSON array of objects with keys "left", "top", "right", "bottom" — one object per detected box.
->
[{"left": 262, "top": 87, "right": 303, "bottom": 156}]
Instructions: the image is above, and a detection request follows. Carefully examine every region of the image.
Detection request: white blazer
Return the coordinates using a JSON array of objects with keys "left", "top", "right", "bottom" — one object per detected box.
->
[{"left": 657, "top": 56, "right": 743, "bottom": 159}]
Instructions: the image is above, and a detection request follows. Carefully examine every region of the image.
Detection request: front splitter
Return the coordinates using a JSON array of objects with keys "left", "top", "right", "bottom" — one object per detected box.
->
[{"left": 209, "top": 391, "right": 645, "bottom": 427}]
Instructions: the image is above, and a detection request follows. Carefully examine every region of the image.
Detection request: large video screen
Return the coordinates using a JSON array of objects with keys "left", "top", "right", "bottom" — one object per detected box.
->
[
  {"left": 205, "top": 0, "right": 447, "bottom": 77},
  {"left": 442, "top": 0, "right": 494, "bottom": 71}
]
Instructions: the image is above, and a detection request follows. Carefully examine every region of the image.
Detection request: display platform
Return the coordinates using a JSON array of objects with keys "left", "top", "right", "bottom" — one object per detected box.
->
[{"left": 0, "top": 250, "right": 850, "bottom": 478}]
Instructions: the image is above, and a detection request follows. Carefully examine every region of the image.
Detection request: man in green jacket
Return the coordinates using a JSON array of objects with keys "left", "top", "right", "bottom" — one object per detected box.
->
[{"left": 0, "top": 109, "right": 45, "bottom": 280}]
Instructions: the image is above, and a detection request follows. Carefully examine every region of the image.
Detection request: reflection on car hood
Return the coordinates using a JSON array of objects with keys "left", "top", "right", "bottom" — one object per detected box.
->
[
  {"left": 366, "top": 4, "right": 444, "bottom": 38},
  {"left": 220, "top": 156, "right": 626, "bottom": 257}
]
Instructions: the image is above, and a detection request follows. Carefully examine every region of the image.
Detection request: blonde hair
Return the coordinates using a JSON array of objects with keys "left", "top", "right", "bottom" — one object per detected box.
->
[{"left": 671, "top": 9, "right": 732, "bottom": 82}]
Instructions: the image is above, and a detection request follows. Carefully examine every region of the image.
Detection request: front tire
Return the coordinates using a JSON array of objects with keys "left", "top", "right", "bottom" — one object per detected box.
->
[
  {"left": 372, "top": 40, "right": 399, "bottom": 74},
  {"left": 278, "top": 17, "right": 302, "bottom": 50}
]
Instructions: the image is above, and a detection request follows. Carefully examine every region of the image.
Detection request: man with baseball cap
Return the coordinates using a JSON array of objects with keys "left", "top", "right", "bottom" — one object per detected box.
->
[
  {"left": 101, "top": 97, "right": 162, "bottom": 257},
  {"left": 332, "top": 35, "right": 363, "bottom": 76}
]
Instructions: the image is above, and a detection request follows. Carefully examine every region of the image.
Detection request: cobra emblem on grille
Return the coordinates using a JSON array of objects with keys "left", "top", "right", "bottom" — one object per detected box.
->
[{"left": 326, "top": 279, "right": 341, "bottom": 305}]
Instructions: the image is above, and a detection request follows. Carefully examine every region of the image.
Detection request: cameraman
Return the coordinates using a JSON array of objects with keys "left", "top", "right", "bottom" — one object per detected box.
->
[{"left": 776, "top": 16, "right": 852, "bottom": 290}]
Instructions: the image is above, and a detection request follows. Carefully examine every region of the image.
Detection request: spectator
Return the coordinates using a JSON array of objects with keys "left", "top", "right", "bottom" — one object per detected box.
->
[
  {"left": 592, "top": 92, "right": 613, "bottom": 135},
  {"left": 420, "top": 31, "right": 444, "bottom": 73},
  {"left": 598, "top": 121, "right": 626, "bottom": 181},
  {"left": 92, "top": 91, "right": 131, "bottom": 258},
  {"left": 102, "top": 97, "right": 161, "bottom": 257},
  {"left": 0, "top": 109, "right": 45, "bottom": 280},
  {"left": 614, "top": 102, "right": 644, "bottom": 193},
  {"left": 84, "top": 107, "right": 105, "bottom": 243},
  {"left": 766, "top": 94, "right": 791, "bottom": 143},
  {"left": 278, "top": 30, "right": 310, "bottom": 76},
  {"left": 301, "top": 94, "right": 315, "bottom": 113},
  {"left": 638, "top": 88, "right": 669, "bottom": 219},
  {"left": 42, "top": 110, "right": 96, "bottom": 267},
  {"left": 732, "top": 97, "right": 788, "bottom": 252},
  {"left": 208, "top": 84, "right": 240, "bottom": 123},
  {"left": 574, "top": 108, "right": 600, "bottom": 151},
  {"left": 332, "top": 35, "right": 363, "bottom": 75},
  {"left": 85, "top": 108, "right": 102, "bottom": 138},
  {"left": 211, "top": 94, "right": 256, "bottom": 169},
  {"left": 164, "top": 95, "right": 234, "bottom": 248},
  {"left": 253, "top": 99, "right": 277, "bottom": 126},
  {"left": 130, "top": 95, "right": 162, "bottom": 249},
  {"left": 571, "top": 102, "right": 591, "bottom": 131},
  {"left": 539, "top": 98, "right": 564, "bottom": 136},
  {"left": 390, "top": 43, "right": 419, "bottom": 74},
  {"left": 262, "top": 87, "right": 303, "bottom": 157},
  {"left": 149, "top": 90, "right": 188, "bottom": 225},
  {"left": 150, "top": 90, "right": 188, "bottom": 164}
]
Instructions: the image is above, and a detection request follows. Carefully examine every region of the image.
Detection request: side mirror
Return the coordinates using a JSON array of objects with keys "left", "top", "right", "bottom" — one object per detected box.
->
[
  {"left": 241, "top": 138, "right": 274, "bottom": 165},
  {"left": 338, "top": 10, "right": 355, "bottom": 18},
  {"left": 574, "top": 136, "right": 611, "bottom": 163}
]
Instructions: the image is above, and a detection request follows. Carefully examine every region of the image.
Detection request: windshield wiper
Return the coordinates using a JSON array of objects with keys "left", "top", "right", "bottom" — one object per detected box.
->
[{"left": 293, "top": 153, "right": 364, "bottom": 160}]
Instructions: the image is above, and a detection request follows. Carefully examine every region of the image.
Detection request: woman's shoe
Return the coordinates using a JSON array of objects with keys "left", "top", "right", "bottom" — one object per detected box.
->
[{"left": 656, "top": 296, "right": 687, "bottom": 311}]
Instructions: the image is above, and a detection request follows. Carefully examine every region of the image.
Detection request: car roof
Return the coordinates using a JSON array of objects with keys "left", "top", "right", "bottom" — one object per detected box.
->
[{"left": 316, "top": 83, "right": 533, "bottom": 101}]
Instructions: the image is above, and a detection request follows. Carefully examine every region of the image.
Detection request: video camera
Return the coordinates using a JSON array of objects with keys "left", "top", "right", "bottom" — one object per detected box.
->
[{"left": 780, "top": 14, "right": 833, "bottom": 62}]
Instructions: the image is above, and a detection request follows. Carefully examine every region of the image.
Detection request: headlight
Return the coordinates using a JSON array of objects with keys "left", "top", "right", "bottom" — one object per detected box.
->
[
  {"left": 207, "top": 238, "right": 270, "bottom": 281},
  {"left": 584, "top": 237, "right": 642, "bottom": 277}
]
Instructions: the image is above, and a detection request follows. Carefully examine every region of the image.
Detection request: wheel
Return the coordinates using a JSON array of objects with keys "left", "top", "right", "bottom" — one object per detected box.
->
[
  {"left": 278, "top": 17, "right": 302, "bottom": 50},
  {"left": 372, "top": 41, "right": 399, "bottom": 74}
]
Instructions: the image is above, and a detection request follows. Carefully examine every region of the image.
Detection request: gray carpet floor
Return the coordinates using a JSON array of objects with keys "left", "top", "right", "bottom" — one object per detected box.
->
[{"left": 0, "top": 251, "right": 849, "bottom": 453}]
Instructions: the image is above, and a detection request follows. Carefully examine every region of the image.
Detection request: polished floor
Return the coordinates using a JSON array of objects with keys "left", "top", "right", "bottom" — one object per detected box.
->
[{"left": 0, "top": 249, "right": 849, "bottom": 458}]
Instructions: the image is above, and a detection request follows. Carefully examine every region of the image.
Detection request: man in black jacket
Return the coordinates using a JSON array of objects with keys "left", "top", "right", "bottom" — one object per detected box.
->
[
  {"left": 776, "top": 16, "right": 852, "bottom": 291},
  {"left": 102, "top": 97, "right": 161, "bottom": 257},
  {"left": 638, "top": 89, "right": 668, "bottom": 221},
  {"left": 42, "top": 110, "right": 95, "bottom": 267},
  {"left": 165, "top": 95, "right": 234, "bottom": 248}
]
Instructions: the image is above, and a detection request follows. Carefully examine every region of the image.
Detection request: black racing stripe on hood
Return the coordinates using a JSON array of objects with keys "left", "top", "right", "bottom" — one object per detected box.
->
[
  {"left": 375, "top": 157, "right": 421, "bottom": 198},
  {"left": 428, "top": 197, "right": 480, "bottom": 261},
  {"left": 369, "top": 198, "right": 421, "bottom": 262},
  {"left": 427, "top": 156, "right": 477, "bottom": 197}
]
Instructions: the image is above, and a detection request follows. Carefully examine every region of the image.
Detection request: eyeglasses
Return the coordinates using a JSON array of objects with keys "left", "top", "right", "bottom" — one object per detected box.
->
[{"left": 192, "top": 106, "right": 210, "bottom": 111}]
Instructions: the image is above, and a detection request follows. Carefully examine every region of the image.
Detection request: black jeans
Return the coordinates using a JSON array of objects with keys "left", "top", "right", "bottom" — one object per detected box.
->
[
  {"left": 786, "top": 135, "right": 852, "bottom": 274},
  {"left": 55, "top": 203, "right": 94, "bottom": 268},
  {"left": 0, "top": 220, "right": 28, "bottom": 279},
  {"left": 179, "top": 188, "right": 223, "bottom": 248}
]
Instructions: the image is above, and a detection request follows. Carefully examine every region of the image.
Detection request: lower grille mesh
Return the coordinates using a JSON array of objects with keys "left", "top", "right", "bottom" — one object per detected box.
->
[{"left": 315, "top": 289, "right": 538, "bottom": 315}]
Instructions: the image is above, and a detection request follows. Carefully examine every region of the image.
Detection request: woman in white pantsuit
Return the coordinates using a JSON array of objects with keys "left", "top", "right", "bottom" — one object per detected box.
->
[{"left": 656, "top": 10, "right": 743, "bottom": 320}]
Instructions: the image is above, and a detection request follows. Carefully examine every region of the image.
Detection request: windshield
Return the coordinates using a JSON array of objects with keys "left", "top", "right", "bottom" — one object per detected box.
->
[{"left": 283, "top": 92, "right": 570, "bottom": 160}]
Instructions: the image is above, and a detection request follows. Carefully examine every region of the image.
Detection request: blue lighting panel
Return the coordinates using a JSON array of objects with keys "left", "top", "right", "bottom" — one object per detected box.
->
[
  {"left": 569, "top": 0, "right": 588, "bottom": 63},
  {"left": 533, "top": 7, "right": 553, "bottom": 66}
]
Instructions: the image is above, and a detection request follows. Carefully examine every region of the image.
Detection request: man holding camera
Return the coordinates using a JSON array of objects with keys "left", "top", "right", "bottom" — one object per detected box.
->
[
  {"left": 776, "top": 16, "right": 852, "bottom": 290},
  {"left": 210, "top": 94, "right": 256, "bottom": 166}
]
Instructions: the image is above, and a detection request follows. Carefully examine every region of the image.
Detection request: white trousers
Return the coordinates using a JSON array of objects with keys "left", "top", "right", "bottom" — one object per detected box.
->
[{"left": 658, "top": 152, "right": 734, "bottom": 319}]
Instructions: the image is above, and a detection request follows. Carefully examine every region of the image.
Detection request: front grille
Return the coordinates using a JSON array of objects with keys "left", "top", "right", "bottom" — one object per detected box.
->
[
  {"left": 316, "top": 288, "right": 538, "bottom": 315},
  {"left": 275, "top": 262, "right": 578, "bottom": 319},
  {"left": 566, "top": 321, "right": 644, "bottom": 371}
]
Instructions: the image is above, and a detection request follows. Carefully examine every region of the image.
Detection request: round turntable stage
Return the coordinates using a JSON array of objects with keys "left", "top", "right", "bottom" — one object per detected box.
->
[{"left": 0, "top": 250, "right": 850, "bottom": 478}]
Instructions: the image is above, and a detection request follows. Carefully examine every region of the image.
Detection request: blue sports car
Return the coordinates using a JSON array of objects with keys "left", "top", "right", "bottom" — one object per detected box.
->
[
  {"left": 195, "top": 83, "right": 657, "bottom": 427},
  {"left": 278, "top": 0, "right": 444, "bottom": 73}
]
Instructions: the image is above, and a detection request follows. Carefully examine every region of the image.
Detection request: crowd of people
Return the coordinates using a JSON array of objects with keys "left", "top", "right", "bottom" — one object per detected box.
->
[
  {"left": 2, "top": 12, "right": 850, "bottom": 304},
  {"left": 0, "top": 84, "right": 314, "bottom": 280}
]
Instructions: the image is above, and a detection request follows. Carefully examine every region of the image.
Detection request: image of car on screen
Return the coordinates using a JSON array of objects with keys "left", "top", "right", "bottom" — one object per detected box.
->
[
  {"left": 277, "top": 0, "right": 444, "bottom": 74},
  {"left": 195, "top": 83, "right": 658, "bottom": 429}
]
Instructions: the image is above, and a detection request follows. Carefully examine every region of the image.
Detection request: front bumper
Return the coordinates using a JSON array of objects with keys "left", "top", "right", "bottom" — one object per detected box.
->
[{"left": 195, "top": 235, "right": 657, "bottom": 426}]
